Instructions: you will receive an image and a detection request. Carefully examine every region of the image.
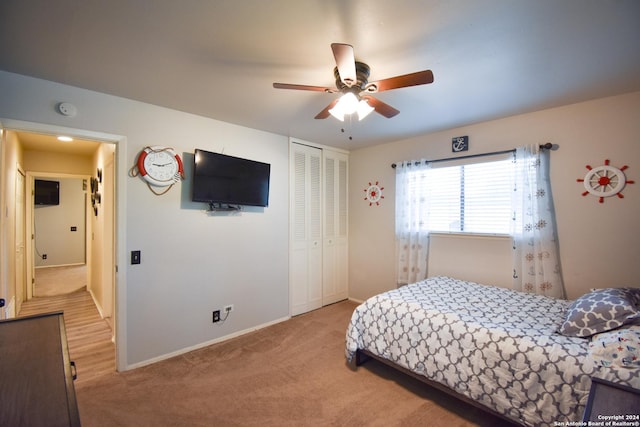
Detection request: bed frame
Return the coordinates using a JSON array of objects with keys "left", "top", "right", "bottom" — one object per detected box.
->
[{"left": 350, "top": 348, "right": 523, "bottom": 426}]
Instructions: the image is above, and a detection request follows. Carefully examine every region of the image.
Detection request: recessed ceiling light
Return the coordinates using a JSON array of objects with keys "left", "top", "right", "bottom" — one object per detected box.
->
[{"left": 57, "top": 136, "right": 73, "bottom": 142}]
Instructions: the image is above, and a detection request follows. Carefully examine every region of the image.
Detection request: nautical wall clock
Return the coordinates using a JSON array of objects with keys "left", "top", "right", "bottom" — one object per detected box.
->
[
  {"left": 132, "top": 146, "right": 185, "bottom": 195},
  {"left": 577, "top": 159, "right": 634, "bottom": 203}
]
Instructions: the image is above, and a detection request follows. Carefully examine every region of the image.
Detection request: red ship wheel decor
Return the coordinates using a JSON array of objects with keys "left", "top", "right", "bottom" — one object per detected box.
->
[
  {"left": 577, "top": 159, "right": 634, "bottom": 203},
  {"left": 364, "top": 181, "right": 384, "bottom": 206}
]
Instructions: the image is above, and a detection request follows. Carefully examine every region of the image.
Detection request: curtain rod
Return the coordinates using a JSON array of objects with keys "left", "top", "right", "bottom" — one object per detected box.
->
[{"left": 391, "top": 142, "right": 554, "bottom": 168}]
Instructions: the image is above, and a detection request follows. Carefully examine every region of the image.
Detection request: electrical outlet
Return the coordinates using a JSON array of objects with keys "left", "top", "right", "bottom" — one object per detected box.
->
[
  {"left": 42, "top": 254, "right": 47, "bottom": 260},
  {"left": 224, "top": 304, "right": 234, "bottom": 313},
  {"left": 212, "top": 310, "right": 221, "bottom": 323}
]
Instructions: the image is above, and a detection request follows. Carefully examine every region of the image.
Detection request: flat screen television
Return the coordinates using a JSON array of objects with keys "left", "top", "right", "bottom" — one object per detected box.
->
[
  {"left": 34, "top": 179, "right": 60, "bottom": 206},
  {"left": 192, "top": 149, "right": 270, "bottom": 207}
]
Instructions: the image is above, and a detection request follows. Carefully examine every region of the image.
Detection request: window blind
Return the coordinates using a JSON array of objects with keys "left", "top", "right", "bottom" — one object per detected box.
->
[{"left": 408, "top": 155, "right": 513, "bottom": 234}]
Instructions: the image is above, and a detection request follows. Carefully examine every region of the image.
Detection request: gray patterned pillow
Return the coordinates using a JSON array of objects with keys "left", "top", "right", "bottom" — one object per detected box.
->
[{"left": 558, "top": 288, "right": 640, "bottom": 338}]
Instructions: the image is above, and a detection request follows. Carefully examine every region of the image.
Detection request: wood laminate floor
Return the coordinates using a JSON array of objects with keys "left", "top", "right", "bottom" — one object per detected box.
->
[{"left": 18, "top": 289, "right": 115, "bottom": 384}]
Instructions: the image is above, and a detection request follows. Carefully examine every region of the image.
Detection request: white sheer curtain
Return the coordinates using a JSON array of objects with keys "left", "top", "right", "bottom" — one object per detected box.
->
[
  {"left": 395, "top": 160, "right": 431, "bottom": 286},
  {"left": 511, "top": 145, "right": 565, "bottom": 298}
]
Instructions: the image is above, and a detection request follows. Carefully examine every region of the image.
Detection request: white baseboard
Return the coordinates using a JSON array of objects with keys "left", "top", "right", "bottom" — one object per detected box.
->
[
  {"left": 35, "top": 262, "right": 86, "bottom": 270},
  {"left": 125, "top": 315, "right": 291, "bottom": 371},
  {"left": 3, "top": 297, "right": 16, "bottom": 319},
  {"left": 88, "top": 288, "right": 105, "bottom": 318}
]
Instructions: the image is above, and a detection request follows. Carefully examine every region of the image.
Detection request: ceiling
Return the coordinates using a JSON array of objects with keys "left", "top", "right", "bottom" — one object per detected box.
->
[
  {"left": 1, "top": 0, "right": 639, "bottom": 151},
  {"left": 16, "top": 132, "right": 101, "bottom": 156}
]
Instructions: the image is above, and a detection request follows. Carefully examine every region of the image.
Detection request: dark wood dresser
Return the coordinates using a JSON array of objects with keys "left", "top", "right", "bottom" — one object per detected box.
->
[{"left": 0, "top": 312, "right": 80, "bottom": 426}]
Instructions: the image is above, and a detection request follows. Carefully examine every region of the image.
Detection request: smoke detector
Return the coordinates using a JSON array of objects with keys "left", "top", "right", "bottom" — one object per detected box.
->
[{"left": 57, "top": 102, "right": 77, "bottom": 117}]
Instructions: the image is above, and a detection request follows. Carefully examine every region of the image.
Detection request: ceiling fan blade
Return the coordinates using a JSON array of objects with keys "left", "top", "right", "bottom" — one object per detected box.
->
[
  {"left": 368, "top": 70, "right": 434, "bottom": 92},
  {"left": 331, "top": 43, "right": 357, "bottom": 87},
  {"left": 314, "top": 99, "right": 340, "bottom": 119},
  {"left": 273, "top": 83, "right": 335, "bottom": 92},
  {"left": 362, "top": 96, "right": 400, "bottom": 118}
]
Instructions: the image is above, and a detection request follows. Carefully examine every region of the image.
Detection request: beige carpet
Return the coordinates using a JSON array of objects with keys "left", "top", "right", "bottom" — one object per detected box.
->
[
  {"left": 34, "top": 265, "right": 87, "bottom": 297},
  {"left": 75, "top": 301, "right": 519, "bottom": 427}
]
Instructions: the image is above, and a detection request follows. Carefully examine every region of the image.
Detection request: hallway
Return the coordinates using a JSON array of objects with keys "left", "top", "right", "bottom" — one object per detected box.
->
[{"left": 19, "top": 290, "right": 115, "bottom": 385}]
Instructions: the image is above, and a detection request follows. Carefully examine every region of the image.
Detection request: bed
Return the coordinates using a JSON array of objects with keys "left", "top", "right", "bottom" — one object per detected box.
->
[{"left": 345, "top": 276, "right": 640, "bottom": 427}]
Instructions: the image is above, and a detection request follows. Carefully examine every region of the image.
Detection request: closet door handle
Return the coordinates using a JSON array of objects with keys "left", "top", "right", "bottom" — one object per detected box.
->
[{"left": 70, "top": 361, "right": 77, "bottom": 380}]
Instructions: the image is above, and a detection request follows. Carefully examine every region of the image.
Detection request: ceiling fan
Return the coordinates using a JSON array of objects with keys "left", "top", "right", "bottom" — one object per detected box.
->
[{"left": 273, "top": 43, "right": 434, "bottom": 121}]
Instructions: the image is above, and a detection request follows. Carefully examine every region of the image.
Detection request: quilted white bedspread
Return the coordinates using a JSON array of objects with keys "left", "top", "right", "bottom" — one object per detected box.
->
[{"left": 345, "top": 276, "right": 640, "bottom": 427}]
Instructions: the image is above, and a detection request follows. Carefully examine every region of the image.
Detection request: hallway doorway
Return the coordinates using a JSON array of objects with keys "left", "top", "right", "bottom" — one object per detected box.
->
[
  {"left": 1, "top": 118, "right": 127, "bottom": 372},
  {"left": 18, "top": 133, "right": 116, "bottom": 321},
  {"left": 6, "top": 127, "right": 117, "bottom": 358}
]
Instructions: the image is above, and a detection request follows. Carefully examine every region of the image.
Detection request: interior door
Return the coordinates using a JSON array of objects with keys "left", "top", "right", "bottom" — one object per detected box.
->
[
  {"left": 14, "top": 167, "right": 26, "bottom": 315},
  {"left": 290, "top": 143, "right": 323, "bottom": 316},
  {"left": 322, "top": 150, "right": 348, "bottom": 305}
]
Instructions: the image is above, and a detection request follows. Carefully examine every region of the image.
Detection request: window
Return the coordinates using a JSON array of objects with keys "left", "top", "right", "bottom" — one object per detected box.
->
[{"left": 405, "top": 156, "right": 513, "bottom": 235}]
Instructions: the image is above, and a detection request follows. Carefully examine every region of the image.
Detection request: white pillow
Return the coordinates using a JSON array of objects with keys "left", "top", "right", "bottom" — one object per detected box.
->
[{"left": 589, "top": 325, "right": 640, "bottom": 368}]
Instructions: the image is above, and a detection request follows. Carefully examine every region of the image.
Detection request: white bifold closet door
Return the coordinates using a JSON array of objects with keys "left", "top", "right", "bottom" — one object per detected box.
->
[
  {"left": 290, "top": 142, "right": 348, "bottom": 316},
  {"left": 290, "top": 143, "right": 323, "bottom": 316},
  {"left": 322, "top": 150, "right": 348, "bottom": 306}
]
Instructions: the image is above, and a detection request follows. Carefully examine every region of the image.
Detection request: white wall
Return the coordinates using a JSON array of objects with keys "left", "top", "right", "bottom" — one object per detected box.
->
[
  {"left": 349, "top": 91, "right": 640, "bottom": 301},
  {"left": 34, "top": 177, "right": 86, "bottom": 267},
  {"left": 427, "top": 234, "right": 512, "bottom": 288},
  {"left": 0, "top": 70, "right": 290, "bottom": 368}
]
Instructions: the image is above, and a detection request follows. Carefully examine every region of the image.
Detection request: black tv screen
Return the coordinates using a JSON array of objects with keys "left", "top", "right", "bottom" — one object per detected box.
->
[
  {"left": 34, "top": 179, "right": 60, "bottom": 205},
  {"left": 192, "top": 149, "right": 270, "bottom": 207}
]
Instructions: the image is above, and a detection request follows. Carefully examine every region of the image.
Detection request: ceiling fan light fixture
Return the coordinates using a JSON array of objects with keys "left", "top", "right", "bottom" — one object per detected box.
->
[
  {"left": 328, "top": 107, "right": 345, "bottom": 121},
  {"left": 356, "top": 99, "right": 374, "bottom": 120},
  {"left": 329, "top": 92, "right": 374, "bottom": 121},
  {"left": 328, "top": 92, "right": 356, "bottom": 121},
  {"left": 338, "top": 92, "right": 359, "bottom": 114}
]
